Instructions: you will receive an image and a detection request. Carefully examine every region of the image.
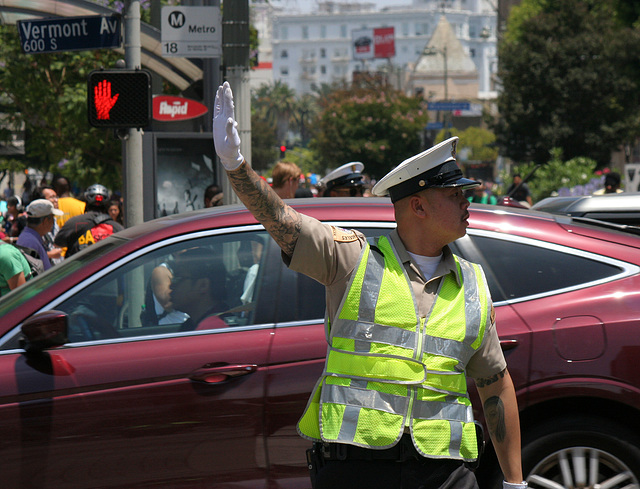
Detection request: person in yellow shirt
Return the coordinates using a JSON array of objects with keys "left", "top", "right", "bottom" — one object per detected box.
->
[
  {"left": 593, "top": 172, "right": 623, "bottom": 195},
  {"left": 53, "top": 176, "right": 86, "bottom": 228}
]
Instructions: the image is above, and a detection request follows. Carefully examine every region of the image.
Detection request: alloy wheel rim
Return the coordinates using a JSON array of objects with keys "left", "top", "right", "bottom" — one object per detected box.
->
[{"left": 527, "top": 446, "right": 639, "bottom": 489}]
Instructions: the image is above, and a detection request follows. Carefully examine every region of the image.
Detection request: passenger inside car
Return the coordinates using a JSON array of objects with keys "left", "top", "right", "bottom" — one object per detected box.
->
[
  {"left": 140, "top": 259, "right": 189, "bottom": 327},
  {"left": 169, "top": 247, "right": 229, "bottom": 331}
]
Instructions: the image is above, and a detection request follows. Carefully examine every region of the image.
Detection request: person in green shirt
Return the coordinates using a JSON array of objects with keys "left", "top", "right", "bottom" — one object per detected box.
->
[
  {"left": 0, "top": 242, "right": 31, "bottom": 296},
  {"left": 468, "top": 180, "right": 497, "bottom": 205}
]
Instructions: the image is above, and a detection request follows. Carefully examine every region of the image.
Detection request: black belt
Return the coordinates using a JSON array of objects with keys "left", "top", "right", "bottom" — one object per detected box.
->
[{"left": 318, "top": 434, "right": 423, "bottom": 462}]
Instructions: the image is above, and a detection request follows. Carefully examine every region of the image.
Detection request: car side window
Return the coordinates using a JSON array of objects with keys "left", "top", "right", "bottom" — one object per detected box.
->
[
  {"left": 466, "top": 235, "right": 623, "bottom": 302},
  {"left": 54, "top": 231, "right": 271, "bottom": 343}
]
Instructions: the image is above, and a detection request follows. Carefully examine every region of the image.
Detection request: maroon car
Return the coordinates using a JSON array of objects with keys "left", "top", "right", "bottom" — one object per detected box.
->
[{"left": 1, "top": 198, "right": 640, "bottom": 488}]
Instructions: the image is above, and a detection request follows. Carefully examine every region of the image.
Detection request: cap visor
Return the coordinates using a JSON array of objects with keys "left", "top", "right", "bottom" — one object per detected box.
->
[{"left": 442, "top": 177, "right": 480, "bottom": 189}]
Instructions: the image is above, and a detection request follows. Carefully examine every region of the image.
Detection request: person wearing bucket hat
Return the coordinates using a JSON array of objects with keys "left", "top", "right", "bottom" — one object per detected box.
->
[
  {"left": 319, "top": 162, "right": 366, "bottom": 197},
  {"left": 212, "top": 82, "right": 524, "bottom": 489}
]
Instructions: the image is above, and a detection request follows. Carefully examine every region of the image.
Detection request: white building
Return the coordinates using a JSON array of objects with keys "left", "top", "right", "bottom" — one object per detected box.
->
[{"left": 252, "top": 0, "right": 497, "bottom": 101}]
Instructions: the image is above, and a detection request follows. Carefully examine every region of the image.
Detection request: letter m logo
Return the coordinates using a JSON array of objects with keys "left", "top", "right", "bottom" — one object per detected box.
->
[{"left": 168, "top": 11, "right": 185, "bottom": 28}]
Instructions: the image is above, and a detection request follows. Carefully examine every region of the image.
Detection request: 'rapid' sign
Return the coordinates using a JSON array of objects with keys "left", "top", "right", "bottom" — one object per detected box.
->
[{"left": 153, "top": 95, "right": 208, "bottom": 122}]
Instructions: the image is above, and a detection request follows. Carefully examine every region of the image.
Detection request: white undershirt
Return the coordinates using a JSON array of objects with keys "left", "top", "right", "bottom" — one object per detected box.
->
[{"left": 406, "top": 251, "right": 443, "bottom": 281}]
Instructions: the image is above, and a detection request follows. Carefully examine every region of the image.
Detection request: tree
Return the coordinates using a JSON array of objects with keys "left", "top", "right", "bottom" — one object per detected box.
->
[
  {"left": 495, "top": 0, "right": 640, "bottom": 167},
  {"left": 291, "top": 93, "right": 319, "bottom": 146},
  {"left": 435, "top": 126, "right": 498, "bottom": 162},
  {"left": 250, "top": 112, "right": 279, "bottom": 172},
  {"left": 0, "top": 24, "right": 124, "bottom": 191},
  {"left": 252, "top": 81, "right": 298, "bottom": 145},
  {"left": 309, "top": 86, "right": 428, "bottom": 179}
]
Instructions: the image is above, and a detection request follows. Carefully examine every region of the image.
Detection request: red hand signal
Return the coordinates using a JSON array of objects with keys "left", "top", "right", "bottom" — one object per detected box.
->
[{"left": 93, "top": 79, "right": 119, "bottom": 120}]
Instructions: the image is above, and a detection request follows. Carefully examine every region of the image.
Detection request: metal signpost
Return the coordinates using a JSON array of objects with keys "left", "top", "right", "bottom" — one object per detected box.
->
[{"left": 16, "top": 15, "right": 121, "bottom": 54}]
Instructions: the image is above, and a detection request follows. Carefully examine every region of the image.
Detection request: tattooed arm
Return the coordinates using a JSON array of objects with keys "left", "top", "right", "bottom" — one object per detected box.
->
[
  {"left": 227, "top": 162, "right": 302, "bottom": 257},
  {"left": 213, "top": 82, "right": 301, "bottom": 257},
  {"left": 475, "top": 368, "right": 523, "bottom": 483}
]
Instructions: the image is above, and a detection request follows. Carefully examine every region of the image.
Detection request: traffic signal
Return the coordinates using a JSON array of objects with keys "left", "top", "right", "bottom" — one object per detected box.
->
[
  {"left": 280, "top": 145, "right": 286, "bottom": 159},
  {"left": 88, "top": 69, "right": 151, "bottom": 128}
]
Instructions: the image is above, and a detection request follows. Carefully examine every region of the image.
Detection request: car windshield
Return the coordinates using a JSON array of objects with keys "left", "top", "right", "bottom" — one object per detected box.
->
[{"left": 0, "top": 237, "right": 125, "bottom": 317}]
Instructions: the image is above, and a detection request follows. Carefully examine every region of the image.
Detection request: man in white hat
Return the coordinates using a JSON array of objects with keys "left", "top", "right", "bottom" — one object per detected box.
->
[
  {"left": 319, "top": 162, "right": 365, "bottom": 197},
  {"left": 212, "top": 82, "right": 524, "bottom": 489},
  {"left": 17, "top": 199, "right": 63, "bottom": 272}
]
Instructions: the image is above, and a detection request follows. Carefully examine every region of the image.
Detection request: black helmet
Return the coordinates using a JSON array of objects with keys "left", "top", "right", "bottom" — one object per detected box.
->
[{"left": 85, "top": 184, "right": 109, "bottom": 207}]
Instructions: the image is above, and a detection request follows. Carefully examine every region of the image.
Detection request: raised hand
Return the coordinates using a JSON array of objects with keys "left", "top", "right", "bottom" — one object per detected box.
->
[{"left": 213, "top": 81, "right": 244, "bottom": 170}]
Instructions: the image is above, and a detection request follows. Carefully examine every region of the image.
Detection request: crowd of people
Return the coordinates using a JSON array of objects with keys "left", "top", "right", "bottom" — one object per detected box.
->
[{"left": 0, "top": 175, "right": 123, "bottom": 296}]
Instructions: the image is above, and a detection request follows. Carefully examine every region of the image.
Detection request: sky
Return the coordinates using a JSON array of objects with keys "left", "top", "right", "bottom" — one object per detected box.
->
[{"left": 270, "top": 0, "right": 414, "bottom": 13}]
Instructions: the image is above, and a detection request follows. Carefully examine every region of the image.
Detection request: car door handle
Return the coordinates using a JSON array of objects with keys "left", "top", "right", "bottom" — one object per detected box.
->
[
  {"left": 500, "top": 339, "right": 518, "bottom": 351},
  {"left": 189, "top": 364, "right": 258, "bottom": 384}
]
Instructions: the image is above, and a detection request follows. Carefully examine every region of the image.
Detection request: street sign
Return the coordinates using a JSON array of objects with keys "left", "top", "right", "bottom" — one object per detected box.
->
[
  {"left": 17, "top": 15, "right": 121, "bottom": 54},
  {"left": 161, "top": 6, "right": 222, "bottom": 58},
  {"left": 426, "top": 122, "right": 444, "bottom": 130},
  {"left": 427, "top": 102, "right": 471, "bottom": 111}
]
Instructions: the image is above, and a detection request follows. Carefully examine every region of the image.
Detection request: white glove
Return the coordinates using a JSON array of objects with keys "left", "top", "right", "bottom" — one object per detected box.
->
[
  {"left": 503, "top": 481, "right": 527, "bottom": 489},
  {"left": 213, "top": 81, "right": 244, "bottom": 171}
]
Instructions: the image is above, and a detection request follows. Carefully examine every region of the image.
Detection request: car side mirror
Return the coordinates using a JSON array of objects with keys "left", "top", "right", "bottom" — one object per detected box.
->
[{"left": 20, "top": 310, "right": 69, "bottom": 353}]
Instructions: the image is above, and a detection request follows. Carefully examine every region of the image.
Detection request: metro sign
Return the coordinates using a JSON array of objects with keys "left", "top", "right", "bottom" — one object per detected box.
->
[{"left": 153, "top": 95, "right": 208, "bottom": 122}]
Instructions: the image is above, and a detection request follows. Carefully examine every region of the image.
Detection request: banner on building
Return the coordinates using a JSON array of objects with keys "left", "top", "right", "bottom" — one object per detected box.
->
[{"left": 352, "top": 27, "right": 395, "bottom": 60}]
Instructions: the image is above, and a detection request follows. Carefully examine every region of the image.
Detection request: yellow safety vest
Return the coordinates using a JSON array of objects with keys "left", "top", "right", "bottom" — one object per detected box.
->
[{"left": 298, "top": 235, "right": 490, "bottom": 462}]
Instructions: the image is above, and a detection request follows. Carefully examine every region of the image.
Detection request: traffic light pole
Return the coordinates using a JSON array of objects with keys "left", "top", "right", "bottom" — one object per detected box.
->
[
  {"left": 222, "top": 0, "right": 250, "bottom": 206},
  {"left": 123, "top": 0, "right": 144, "bottom": 228}
]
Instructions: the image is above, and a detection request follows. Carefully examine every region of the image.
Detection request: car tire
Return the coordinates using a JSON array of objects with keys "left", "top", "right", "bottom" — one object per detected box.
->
[{"left": 521, "top": 415, "right": 640, "bottom": 488}]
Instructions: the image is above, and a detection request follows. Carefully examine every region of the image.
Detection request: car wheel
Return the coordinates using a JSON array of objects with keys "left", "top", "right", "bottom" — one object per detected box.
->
[{"left": 522, "top": 416, "right": 640, "bottom": 489}]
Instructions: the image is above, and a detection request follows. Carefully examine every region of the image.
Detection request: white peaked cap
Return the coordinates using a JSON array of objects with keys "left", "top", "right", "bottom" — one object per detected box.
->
[{"left": 372, "top": 137, "right": 479, "bottom": 202}]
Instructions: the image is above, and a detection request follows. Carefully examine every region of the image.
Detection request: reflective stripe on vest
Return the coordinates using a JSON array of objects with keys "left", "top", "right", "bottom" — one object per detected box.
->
[{"left": 297, "top": 235, "right": 490, "bottom": 462}]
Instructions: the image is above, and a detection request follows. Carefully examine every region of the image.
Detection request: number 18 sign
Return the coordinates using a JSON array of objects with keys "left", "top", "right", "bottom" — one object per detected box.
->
[{"left": 161, "top": 6, "right": 221, "bottom": 58}]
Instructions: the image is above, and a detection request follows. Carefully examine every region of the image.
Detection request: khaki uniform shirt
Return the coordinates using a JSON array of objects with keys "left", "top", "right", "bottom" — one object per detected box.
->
[{"left": 288, "top": 214, "right": 506, "bottom": 380}]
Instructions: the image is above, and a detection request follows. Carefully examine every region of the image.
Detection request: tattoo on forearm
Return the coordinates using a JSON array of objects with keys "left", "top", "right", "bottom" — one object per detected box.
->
[
  {"left": 227, "top": 165, "right": 301, "bottom": 256},
  {"left": 484, "top": 395, "right": 507, "bottom": 443},
  {"left": 475, "top": 368, "right": 506, "bottom": 388}
]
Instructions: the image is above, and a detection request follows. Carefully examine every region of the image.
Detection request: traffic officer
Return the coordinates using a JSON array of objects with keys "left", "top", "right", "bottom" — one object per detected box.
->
[
  {"left": 319, "top": 162, "right": 365, "bottom": 197},
  {"left": 212, "top": 81, "right": 525, "bottom": 489}
]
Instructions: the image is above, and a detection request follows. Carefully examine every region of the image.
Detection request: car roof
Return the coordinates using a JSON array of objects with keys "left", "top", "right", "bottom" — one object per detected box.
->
[
  {"left": 115, "top": 197, "right": 397, "bottom": 243},
  {"left": 533, "top": 192, "right": 640, "bottom": 214},
  {"left": 531, "top": 192, "right": 640, "bottom": 229}
]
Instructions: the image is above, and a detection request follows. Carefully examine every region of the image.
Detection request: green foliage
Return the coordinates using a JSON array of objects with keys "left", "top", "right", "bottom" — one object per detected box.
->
[
  {"left": 309, "top": 86, "right": 428, "bottom": 179},
  {"left": 286, "top": 147, "right": 324, "bottom": 177},
  {"left": 611, "top": 0, "right": 640, "bottom": 27},
  {"left": 503, "top": 148, "right": 598, "bottom": 202},
  {"left": 435, "top": 126, "right": 497, "bottom": 162},
  {"left": 249, "top": 25, "right": 260, "bottom": 68},
  {"left": 252, "top": 81, "right": 298, "bottom": 145},
  {"left": 251, "top": 82, "right": 323, "bottom": 173},
  {"left": 495, "top": 0, "right": 640, "bottom": 167},
  {"left": 0, "top": 24, "right": 123, "bottom": 191},
  {"left": 250, "top": 113, "right": 279, "bottom": 172}
]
